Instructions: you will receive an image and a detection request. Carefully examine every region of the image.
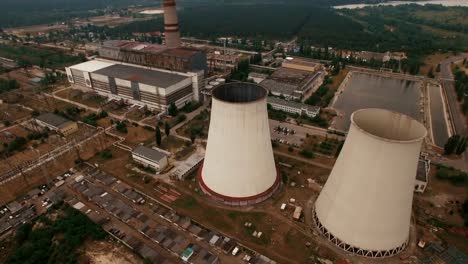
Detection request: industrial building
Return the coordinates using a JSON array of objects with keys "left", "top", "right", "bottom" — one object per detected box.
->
[
  {"left": 99, "top": 40, "right": 207, "bottom": 73},
  {"left": 282, "top": 58, "right": 321, "bottom": 73},
  {"left": 261, "top": 67, "right": 323, "bottom": 100},
  {"left": 199, "top": 83, "right": 280, "bottom": 206},
  {"left": 66, "top": 60, "right": 203, "bottom": 111},
  {"left": 267, "top": 96, "right": 320, "bottom": 118},
  {"left": 206, "top": 52, "right": 248, "bottom": 71},
  {"left": 35, "top": 113, "right": 78, "bottom": 136},
  {"left": 132, "top": 146, "right": 168, "bottom": 172},
  {"left": 314, "top": 108, "right": 427, "bottom": 258},
  {"left": 415, "top": 159, "right": 430, "bottom": 193}
]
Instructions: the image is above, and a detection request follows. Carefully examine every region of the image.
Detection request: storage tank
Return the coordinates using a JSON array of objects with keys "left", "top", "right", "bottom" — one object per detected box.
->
[
  {"left": 199, "top": 83, "right": 280, "bottom": 206},
  {"left": 205, "top": 85, "right": 213, "bottom": 90},
  {"left": 209, "top": 81, "right": 220, "bottom": 86},
  {"left": 314, "top": 108, "right": 427, "bottom": 258}
]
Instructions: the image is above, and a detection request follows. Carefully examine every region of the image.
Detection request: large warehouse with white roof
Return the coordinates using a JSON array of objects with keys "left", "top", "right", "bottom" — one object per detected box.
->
[{"left": 65, "top": 59, "right": 204, "bottom": 111}]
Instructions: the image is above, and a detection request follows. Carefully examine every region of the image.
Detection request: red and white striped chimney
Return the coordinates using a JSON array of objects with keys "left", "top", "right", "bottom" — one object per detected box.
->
[{"left": 163, "top": 0, "right": 181, "bottom": 48}]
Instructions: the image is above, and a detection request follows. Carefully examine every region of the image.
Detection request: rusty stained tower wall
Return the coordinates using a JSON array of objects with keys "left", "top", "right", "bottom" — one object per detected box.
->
[{"left": 163, "top": 0, "right": 182, "bottom": 48}]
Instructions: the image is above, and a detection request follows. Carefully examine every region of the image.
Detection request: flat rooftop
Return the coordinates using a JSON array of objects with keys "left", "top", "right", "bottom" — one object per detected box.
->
[
  {"left": 102, "top": 40, "right": 201, "bottom": 59},
  {"left": 93, "top": 64, "right": 188, "bottom": 88},
  {"left": 283, "top": 58, "right": 319, "bottom": 68},
  {"left": 69, "top": 60, "right": 114, "bottom": 72},
  {"left": 133, "top": 146, "right": 167, "bottom": 162},
  {"left": 36, "top": 113, "right": 72, "bottom": 128},
  {"left": 416, "top": 159, "right": 429, "bottom": 182},
  {"left": 270, "top": 67, "right": 312, "bottom": 86},
  {"left": 260, "top": 79, "right": 297, "bottom": 96}
]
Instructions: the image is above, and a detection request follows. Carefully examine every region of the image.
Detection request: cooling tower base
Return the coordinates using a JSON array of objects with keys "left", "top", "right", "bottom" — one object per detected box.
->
[
  {"left": 312, "top": 209, "right": 407, "bottom": 258},
  {"left": 197, "top": 166, "right": 281, "bottom": 206}
]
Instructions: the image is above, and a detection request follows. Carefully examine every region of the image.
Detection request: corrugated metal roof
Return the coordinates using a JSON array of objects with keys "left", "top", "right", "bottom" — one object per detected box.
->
[
  {"left": 133, "top": 146, "right": 167, "bottom": 162},
  {"left": 36, "top": 113, "right": 71, "bottom": 128}
]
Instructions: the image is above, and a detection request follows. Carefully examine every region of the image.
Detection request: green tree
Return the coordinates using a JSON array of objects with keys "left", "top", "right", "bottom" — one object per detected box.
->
[
  {"left": 164, "top": 122, "right": 170, "bottom": 136},
  {"left": 190, "top": 132, "right": 196, "bottom": 144},
  {"left": 455, "top": 136, "right": 467, "bottom": 155},
  {"left": 168, "top": 103, "right": 178, "bottom": 117},
  {"left": 156, "top": 126, "right": 162, "bottom": 146},
  {"left": 444, "top": 135, "right": 460, "bottom": 155}
]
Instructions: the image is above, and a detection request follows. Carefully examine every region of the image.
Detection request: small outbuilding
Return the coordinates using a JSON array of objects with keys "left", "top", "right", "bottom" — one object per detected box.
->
[
  {"left": 132, "top": 146, "right": 168, "bottom": 172},
  {"left": 35, "top": 113, "right": 78, "bottom": 136}
]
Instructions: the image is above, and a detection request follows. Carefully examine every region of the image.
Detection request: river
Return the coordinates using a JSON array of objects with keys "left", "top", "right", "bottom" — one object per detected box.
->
[{"left": 334, "top": 0, "right": 468, "bottom": 9}]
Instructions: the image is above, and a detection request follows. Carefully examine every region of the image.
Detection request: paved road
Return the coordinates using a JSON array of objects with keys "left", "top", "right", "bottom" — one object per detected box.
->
[
  {"left": 440, "top": 54, "right": 468, "bottom": 135},
  {"left": 440, "top": 53, "right": 468, "bottom": 170},
  {"left": 427, "top": 83, "right": 450, "bottom": 146}
]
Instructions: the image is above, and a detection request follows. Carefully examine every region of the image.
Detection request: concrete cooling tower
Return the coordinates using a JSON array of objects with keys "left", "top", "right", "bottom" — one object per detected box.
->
[
  {"left": 198, "top": 83, "right": 280, "bottom": 206},
  {"left": 314, "top": 108, "right": 427, "bottom": 258},
  {"left": 163, "top": 0, "right": 181, "bottom": 48}
]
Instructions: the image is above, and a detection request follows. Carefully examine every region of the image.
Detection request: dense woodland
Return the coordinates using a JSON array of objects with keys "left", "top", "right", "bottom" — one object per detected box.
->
[
  {"left": 0, "top": 44, "right": 85, "bottom": 70},
  {"left": 7, "top": 203, "right": 107, "bottom": 264},
  {"left": 0, "top": 0, "right": 407, "bottom": 28}
]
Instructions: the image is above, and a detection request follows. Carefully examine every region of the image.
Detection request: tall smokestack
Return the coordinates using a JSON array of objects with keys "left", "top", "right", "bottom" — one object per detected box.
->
[{"left": 163, "top": 0, "right": 181, "bottom": 48}]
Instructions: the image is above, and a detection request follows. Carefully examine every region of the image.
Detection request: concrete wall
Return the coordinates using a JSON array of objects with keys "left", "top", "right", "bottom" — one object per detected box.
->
[
  {"left": 201, "top": 87, "right": 277, "bottom": 200},
  {"left": 315, "top": 108, "right": 427, "bottom": 253}
]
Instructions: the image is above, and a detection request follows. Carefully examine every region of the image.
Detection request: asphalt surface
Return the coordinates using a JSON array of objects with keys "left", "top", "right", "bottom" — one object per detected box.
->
[{"left": 440, "top": 53, "right": 468, "bottom": 169}]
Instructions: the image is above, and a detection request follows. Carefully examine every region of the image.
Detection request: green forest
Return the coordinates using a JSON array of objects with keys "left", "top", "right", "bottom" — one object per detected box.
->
[
  {"left": 6, "top": 203, "right": 107, "bottom": 264},
  {"left": 0, "top": 44, "right": 85, "bottom": 69}
]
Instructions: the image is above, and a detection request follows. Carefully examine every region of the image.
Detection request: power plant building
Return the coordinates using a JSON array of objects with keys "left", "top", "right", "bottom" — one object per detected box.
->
[
  {"left": 99, "top": 40, "right": 207, "bottom": 73},
  {"left": 66, "top": 60, "right": 203, "bottom": 111},
  {"left": 314, "top": 108, "right": 427, "bottom": 258},
  {"left": 199, "top": 83, "right": 280, "bottom": 206},
  {"left": 267, "top": 96, "right": 320, "bottom": 118}
]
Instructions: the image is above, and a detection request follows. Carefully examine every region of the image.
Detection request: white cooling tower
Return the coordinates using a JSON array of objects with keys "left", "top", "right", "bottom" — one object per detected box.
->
[
  {"left": 314, "top": 108, "right": 427, "bottom": 258},
  {"left": 198, "top": 83, "right": 280, "bottom": 206}
]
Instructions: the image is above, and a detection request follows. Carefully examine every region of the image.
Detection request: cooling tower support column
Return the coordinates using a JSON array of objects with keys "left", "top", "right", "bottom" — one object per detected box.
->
[
  {"left": 199, "top": 83, "right": 280, "bottom": 206},
  {"left": 163, "top": 0, "right": 182, "bottom": 48},
  {"left": 314, "top": 108, "right": 427, "bottom": 258}
]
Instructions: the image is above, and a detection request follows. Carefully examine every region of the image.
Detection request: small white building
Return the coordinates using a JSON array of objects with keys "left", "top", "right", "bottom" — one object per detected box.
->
[
  {"left": 267, "top": 96, "right": 320, "bottom": 118},
  {"left": 132, "top": 146, "right": 168, "bottom": 172},
  {"left": 415, "top": 159, "right": 430, "bottom": 193}
]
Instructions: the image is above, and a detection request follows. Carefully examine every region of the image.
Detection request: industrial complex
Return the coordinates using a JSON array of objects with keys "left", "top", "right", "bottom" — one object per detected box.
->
[
  {"left": 66, "top": 59, "right": 203, "bottom": 111},
  {"left": 1, "top": 0, "right": 467, "bottom": 263}
]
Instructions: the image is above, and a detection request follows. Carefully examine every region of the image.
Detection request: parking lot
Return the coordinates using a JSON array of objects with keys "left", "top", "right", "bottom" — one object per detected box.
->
[{"left": 269, "top": 119, "right": 340, "bottom": 148}]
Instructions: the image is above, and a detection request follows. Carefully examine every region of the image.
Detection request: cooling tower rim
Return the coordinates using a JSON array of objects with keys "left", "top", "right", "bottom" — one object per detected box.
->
[
  {"left": 211, "top": 82, "right": 268, "bottom": 105},
  {"left": 351, "top": 108, "right": 427, "bottom": 143},
  {"left": 197, "top": 165, "right": 281, "bottom": 203}
]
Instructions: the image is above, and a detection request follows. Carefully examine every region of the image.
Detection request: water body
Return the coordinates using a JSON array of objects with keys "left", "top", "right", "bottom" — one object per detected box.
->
[
  {"left": 428, "top": 84, "right": 449, "bottom": 146},
  {"left": 333, "top": 72, "right": 422, "bottom": 131},
  {"left": 334, "top": 0, "right": 468, "bottom": 9}
]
